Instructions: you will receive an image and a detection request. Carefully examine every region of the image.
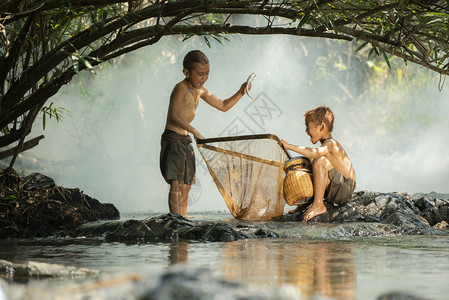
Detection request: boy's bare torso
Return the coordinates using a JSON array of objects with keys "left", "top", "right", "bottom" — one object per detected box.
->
[
  {"left": 320, "top": 138, "right": 356, "bottom": 181},
  {"left": 165, "top": 81, "right": 202, "bottom": 135}
]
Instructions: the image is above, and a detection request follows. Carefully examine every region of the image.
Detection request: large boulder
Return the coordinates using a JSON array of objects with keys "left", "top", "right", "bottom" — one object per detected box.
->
[
  {"left": 409, "top": 193, "right": 449, "bottom": 226},
  {"left": 0, "top": 170, "right": 120, "bottom": 239}
]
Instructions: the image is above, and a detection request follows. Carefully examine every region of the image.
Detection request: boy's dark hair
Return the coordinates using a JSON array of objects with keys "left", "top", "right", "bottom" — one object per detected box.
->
[
  {"left": 183, "top": 50, "right": 209, "bottom": 71},
  {"left": 304, "top": 106, "right": 334, "bottom": 132}
]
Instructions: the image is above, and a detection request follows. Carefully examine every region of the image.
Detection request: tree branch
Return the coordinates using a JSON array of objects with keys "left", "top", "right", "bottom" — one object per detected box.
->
[{"left": 0, "top": 135, "right": 45, "bottom": 161}]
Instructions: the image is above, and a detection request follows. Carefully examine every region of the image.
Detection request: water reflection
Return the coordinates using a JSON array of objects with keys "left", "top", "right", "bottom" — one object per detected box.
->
[
  {"left": 168, "top": 242, "right": 188, "bottom": 265},
  {"left": 217, "top": 240, "right": 356, "bottom": 300},
  {"left": 1, "top": 235, "right": 449, "bottom": 299}
]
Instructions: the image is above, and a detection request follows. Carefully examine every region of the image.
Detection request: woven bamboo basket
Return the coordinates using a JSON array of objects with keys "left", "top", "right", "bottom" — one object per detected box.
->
[{"left": 283, "top": 156, "right": 314, "bottom": 205}]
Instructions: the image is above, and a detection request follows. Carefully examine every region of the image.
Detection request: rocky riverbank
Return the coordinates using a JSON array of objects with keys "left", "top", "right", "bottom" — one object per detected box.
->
[
  {"left": 1, "top": 171, "right": 447, "bottom": 300},
  {"left": 1, "top": 170, "right": 448, "bottom": 241},
  {"left": 275, "top": 190, "right": 449, "bottom": 235},
  {"left": 67, "top": 190, "right": 449, "bottom": 241},
  {"left": 0, "top": 170, "right": 119, "bottom": 239}
]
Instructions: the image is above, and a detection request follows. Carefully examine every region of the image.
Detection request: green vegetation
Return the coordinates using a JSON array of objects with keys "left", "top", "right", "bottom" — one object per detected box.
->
[{"left": 1, "top": 0, "right": 448, "bottom": 169}]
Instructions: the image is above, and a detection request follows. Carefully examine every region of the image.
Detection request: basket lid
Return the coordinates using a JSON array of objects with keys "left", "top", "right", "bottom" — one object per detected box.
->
[{"left": 284, "top": 156, "right": 311, "bottom": 172}]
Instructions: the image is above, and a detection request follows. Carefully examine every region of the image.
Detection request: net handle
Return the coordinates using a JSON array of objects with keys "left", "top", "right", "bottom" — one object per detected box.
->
[{"left": 196, "top": 133, "right": 292, "bottom": 159}]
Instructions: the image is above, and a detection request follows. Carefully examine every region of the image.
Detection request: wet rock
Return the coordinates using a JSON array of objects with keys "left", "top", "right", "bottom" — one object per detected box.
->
[
  {"left": 0, "top": 259, "right": 99, "bottom": 281},
  {"left": 411, "top": 191, "right": 449, "bottom": 201},
  {"left": 73, "top": 221, "right": 123, "bottom": 237},
  {"left": 409, "top": 193, "right": 449, "bottom": 226},
  {"left": 433, "top": 220, "right": 448, "bottom": 230},
  {"left": 326, "top": 222, "right": 402, "bottom": 237},
  {"left": 106, "top": 220, "right": 156, "bottom": 241},
  {"left": 410, "top": 197, "right": 449, "bottom": 226},
  {"left": 0, "top": 170, "right": 120, "bottom": 239},
  {"left": 144, "top": 213, "right": 195, "bottom": 239},
  {"left": 274, "top": 191, "right": 448, "bottom": 236},
  {"left": 254, "top": 227, "right": 279, "bottom": 238},
  {"left": 70, "top": 215, "right": 190, "bottom": 242},
  {"left": 178, "top": 222, "right": 248, "bottom": 242},
  {"left": 22, "top": 173, "right": 55, "bottom": 190},
  {"left": 70, "top": 214, "right": 279, "bottom": 243},
  {"left": 235, "top": 224, "right": 280, "bottom": 238}
]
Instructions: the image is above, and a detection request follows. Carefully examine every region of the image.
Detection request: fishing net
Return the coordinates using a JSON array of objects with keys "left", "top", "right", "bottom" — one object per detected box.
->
[{"left": 197, "top": 134, "right": 291, "bottom": 220}]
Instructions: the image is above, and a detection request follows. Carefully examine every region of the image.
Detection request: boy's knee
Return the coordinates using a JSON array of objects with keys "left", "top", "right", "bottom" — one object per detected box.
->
[
  {"left": 170, "top": 180, "right": 183, "bottom": 190},
  {"left": 182, "top": 184, "right": 192, "bottom": 192}
]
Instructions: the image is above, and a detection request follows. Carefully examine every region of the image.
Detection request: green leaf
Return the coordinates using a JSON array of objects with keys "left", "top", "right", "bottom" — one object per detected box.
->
[
  {"left": 422, "top": 12, "right": 447, "bottom": 17},
  {"left": 380, "top": 49, "right": 391, "bottom": 69},
  {"left": 297, "top": 13, "right": 310, "bottom": 29},
  {"left": 82, "top": 58, "right": 93, "bottom": 69},
  {"left": 368, "top": 46, "right": 377, "bottom": 58},
  {"left": 328, "top": 18, "right": 338, "bottom": 33},
  {"left": 211, "top": 35, "right": 224, "bottom": 46},
  {"left": 355, "top": 41, "right": 369, "bottom": 52},
  {"left": 204, "top": 36, "right": 211, "bottom": 48},
  {"left": 182, "top": 33, "right": 195, "bottom": 42},
  {"left": 40, "top": 102, "right": 71, "bottom": 130}
]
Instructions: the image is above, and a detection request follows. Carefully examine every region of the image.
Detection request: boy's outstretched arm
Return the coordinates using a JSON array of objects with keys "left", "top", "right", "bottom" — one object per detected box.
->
[
  {"left": 281, "top": 139, "right": 332, "bottom": 159},
  {"left": 168, "top": 84, "right": 204, "bottom": 139},
  {"left": 201, "top": 82, "right": 249, "bottom": 112}
]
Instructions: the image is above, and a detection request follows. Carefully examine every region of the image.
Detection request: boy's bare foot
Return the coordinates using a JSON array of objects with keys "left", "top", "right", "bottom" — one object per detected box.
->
[
  {"left": 288, "top": 205, "right": 304, "bottom": 214},
  {"left": 303, "top": 204, "right": 327, "bottom": 221},
  {"left": 288, "top": 199, "right": 311, "bottom": 214}
]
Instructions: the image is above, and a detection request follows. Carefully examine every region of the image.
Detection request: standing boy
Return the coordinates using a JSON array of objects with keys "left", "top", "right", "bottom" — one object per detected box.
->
[
  {"left": 160, "top": 50, "right": 249, "bottom": 217},
  {"left": 281, "top": 106, "right": 356, "bottom": 221}
]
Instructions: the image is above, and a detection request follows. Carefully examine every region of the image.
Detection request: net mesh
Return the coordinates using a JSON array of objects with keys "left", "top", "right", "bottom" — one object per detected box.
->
[{"left": 197, "top": 134, "right": 290, "bottom": 220}]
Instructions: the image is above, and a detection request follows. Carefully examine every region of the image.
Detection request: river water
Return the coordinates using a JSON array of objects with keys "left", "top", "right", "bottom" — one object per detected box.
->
[{"left": 1, "top": 211, "right": 449, "bottom": 300}]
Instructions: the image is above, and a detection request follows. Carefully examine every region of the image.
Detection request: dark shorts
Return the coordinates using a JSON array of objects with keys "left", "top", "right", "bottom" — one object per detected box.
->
[
  {"left": 326, "top": 168, "right": 356, "bottom": 204},
  {"left": 159, "top": 129, "right": 195, "bottom": 185}
]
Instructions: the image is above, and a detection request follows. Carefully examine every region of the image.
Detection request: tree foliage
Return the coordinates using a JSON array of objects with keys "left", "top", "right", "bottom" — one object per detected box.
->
[{"left": 1, "top": 0, "right": 448, "bottom": 169}]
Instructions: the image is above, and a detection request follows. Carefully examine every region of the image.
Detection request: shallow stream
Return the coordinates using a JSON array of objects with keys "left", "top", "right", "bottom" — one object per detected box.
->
[{"left": 1, "top": 212, "right": 449, "bottom": 300}]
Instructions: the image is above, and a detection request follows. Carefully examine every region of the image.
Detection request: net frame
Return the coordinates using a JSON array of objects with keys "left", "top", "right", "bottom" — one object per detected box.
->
[{"left": 197, "top": 134, "right": 291, "bottom": 220}]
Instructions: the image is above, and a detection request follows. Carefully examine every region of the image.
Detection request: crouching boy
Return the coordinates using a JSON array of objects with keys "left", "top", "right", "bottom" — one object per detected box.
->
[{"left": 281, "top": 106, "right": 356, "bottom": 221}]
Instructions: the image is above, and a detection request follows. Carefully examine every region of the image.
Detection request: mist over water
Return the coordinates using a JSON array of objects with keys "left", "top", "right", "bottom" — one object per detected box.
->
[{"left": 6, "top": 35, "right": 449, "bottom": 213}]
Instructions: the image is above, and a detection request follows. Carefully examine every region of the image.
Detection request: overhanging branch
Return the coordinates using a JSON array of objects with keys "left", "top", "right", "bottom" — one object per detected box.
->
[{"left": 0, "top": 135, "right": 45, "bottom": 160}]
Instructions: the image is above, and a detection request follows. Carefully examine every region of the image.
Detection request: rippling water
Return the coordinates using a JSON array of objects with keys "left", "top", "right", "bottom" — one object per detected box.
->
[{"left": 1, "top": 212, "right": 449, "bottom": 300}]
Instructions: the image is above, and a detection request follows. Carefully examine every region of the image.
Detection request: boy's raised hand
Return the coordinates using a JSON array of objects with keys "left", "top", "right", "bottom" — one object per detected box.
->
[
  {"left": 238, "top": 82, "right": 249, "bottom": 95},
  {"left": 245, "top": 73, "right": 255, "bottom": 100}
]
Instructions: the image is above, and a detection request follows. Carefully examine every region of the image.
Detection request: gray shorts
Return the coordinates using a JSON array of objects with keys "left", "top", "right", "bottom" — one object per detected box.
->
[
  {"left": 326, "top": 168, "right": 356, "bottom": 204},
  {"left": 159, "top": 130, "right": 195, "bottom": 185}
]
